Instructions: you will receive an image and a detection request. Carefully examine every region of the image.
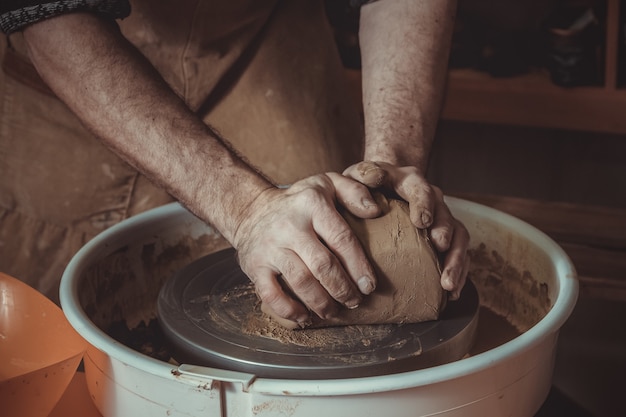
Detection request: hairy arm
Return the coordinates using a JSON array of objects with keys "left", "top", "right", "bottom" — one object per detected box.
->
[
  {"left": 359, "top": 0, "right": 456, "bottom": 173},
  {"left": 22, "top": 13, "right": 273, "bottom": 243},
  {"left": 345, "top": 0, "right": 469, "bottom": 299}
]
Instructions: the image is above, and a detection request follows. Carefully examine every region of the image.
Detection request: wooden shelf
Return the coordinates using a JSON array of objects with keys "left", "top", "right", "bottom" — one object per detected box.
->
[
  {"left": 440, "top": 0, "right": 626, "bottom": 135},
  {"left": 441, "top": 68, "right": 626, "bottom": 134}
]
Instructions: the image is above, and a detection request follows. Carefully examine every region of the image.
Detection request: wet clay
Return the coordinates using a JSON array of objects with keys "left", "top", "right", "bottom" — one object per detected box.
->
[
  {"left": 221, "top": 282, "right": 398, "bottom": 348},
  {"left": 264, "top": 194, "right": 446, "bottom": 329},
  {"left": 254, "top": 300, "right": 518, "bottom": 354}
]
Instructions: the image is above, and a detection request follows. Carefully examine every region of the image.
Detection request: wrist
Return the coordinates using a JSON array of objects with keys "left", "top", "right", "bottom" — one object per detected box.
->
[
  {"left": 364, "top": 141, "right": 430, "bottom": 175},
  {"left": 228, "top": 184, "right": 277, "bottom": 249}
]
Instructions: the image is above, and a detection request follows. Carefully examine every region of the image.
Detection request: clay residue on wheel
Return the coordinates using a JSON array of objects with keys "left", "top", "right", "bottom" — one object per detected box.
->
[{"left": 216, "top": 282, "right": 396, "bottom": 349}]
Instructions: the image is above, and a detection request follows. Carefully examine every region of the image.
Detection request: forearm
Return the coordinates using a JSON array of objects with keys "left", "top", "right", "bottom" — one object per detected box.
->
[
  {"left": 348, "top": 0, "right": 469, "bottom": 299},
  {"left": 359, "top": 0, "right": 456, "bottom": 173},
  {"left": 22, "top": 13, "right": 273, "bottom": 243}
]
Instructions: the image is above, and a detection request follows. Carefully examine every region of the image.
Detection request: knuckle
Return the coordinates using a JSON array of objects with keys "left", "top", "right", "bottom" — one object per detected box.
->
[
  {"left": 257, "top": 287, "right": 299, "bottom": 318},
  {"left": 255, "top": 284, "right": 280, "bottom": 304},
  {"left": 418, "top": 182, "right": 435, "bottom": 199},
  {"left": 288, "top": 270, "right": 313, "bottom": 291},
  {"left": 295, "top": 176, "right": 330, "bottom": 195},
  {"left": 329, "top": 226, "right": 358, "bottom": 250},
  {"left": 310, "top": 298, "right": 335, "bottom": 316},
  {"left": 278, "top": 254, "right": 297, "bottom": 275},
  {"left": 329, "top": 285, "right": 352, "bottom": 303},
  {"left": 293, "top": 187, "right": 324, "bottom": 209},
  {"left": 278, "top": 258, "right": 312, "bottom": 290},
  {"left": 309, "top": 253, "right": 336, "bottom": 278},
  {"left": 274, "top": 304, "right": 300, "bottom": 320},
  {"left": 403, "top": 181, "right": 433, "bottom": 204}
]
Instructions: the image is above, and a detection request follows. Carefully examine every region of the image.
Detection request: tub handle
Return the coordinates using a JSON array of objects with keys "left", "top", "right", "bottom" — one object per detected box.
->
[{"left": 177, "top": 364, "right": 257, "bottom": 391}]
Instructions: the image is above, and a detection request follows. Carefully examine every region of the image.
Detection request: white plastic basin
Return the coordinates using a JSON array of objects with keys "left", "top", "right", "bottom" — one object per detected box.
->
[{"left": 60, "top": 197, "right": 578, "bottom": 416}]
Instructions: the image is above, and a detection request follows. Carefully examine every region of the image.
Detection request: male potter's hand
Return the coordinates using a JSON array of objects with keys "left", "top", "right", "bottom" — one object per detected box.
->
[
  {"left": 232, "top": 173, "right": 381, "bottom": 326},
  {"left": 343, "top": 161, "right": 470, "bottom": 300}
]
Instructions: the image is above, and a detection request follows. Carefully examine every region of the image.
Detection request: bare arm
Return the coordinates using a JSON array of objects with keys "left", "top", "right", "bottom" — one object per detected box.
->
[
  {"left": 22, "top": 13, "right": 272, "bottom": 244},
  {"left": 360, "top": 0, "right": 455, "bottom": 171},
  {"left": 344, "top": 0, "right": 469, "bottom": 299}
]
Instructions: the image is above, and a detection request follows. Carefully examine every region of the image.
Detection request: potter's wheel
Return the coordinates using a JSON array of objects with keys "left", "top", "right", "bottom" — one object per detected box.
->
[{"left": 158, "top": 248, "right": 479, "bottom": 379}]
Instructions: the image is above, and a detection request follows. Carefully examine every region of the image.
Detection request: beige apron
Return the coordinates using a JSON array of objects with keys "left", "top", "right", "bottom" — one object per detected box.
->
[{"left": 0, "top": 0, "right": 363, "bottom": 303}]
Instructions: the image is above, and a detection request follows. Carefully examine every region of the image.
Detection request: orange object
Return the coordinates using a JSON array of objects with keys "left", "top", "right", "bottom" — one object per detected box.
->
[
  {"left": 49, "top": 372, "right": 102, "bottom": 417},
  {"left": 0, "top": 273, "right": 86, "bottom": 417}
]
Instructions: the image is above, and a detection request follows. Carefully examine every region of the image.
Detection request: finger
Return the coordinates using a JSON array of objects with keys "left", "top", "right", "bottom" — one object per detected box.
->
[
  {"left": 309, "top": 207, "right": 377, "bottom": 298},
  {"left": 342, "top": 161, "right": 387, "bottom": 188},
  {"left": 276, "top": 249, "right": 342, "bottom": 319},
  {"left": 455, "top": 254, "right": 470, "bottom": 300},
  {"left": 248, "top": 265, "right": 310, "bottom": 325},
  {"left": 260, "top": 302, "right": 302, "bottom": 330},
  {"left": 440, "top": 219, "right": 470, "bottom": 300},
  {"left": 429, "top": 189, "right": 455, "bottom": 252},
  {"left": 391, "top": 173, "right": 435, "bottom": 229},
  {"left": 326, "top": 172, "right": 381, "bottom": 219},
  {"left": 345, "top": 162, "right": 435, "bottom": 229}
]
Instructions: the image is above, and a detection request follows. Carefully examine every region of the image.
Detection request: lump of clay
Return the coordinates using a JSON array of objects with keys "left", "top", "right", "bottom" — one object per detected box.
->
[{"left": 264, "top": 194, "right": 446, "bottom": 329}]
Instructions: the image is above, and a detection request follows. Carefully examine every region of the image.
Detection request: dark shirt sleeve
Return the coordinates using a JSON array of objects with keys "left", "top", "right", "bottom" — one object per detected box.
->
[{"left": 0, "top": 0, "right": 131, "bottom": 34}]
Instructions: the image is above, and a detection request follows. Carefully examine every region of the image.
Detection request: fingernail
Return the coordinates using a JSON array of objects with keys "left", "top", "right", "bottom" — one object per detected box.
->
[
  {"left": 362, "top": 198, "right": 376, "bottom": 208},
  {"left": 439, "top": 232, "right": 451, "bottom": 248},
  {"left": 442, "top": 269, "right": 456, "bottom": 290},
  {"left": 297, "top": 317, "right": 313, "bottom": 328},
  {"left": 357, "top": 276, "right": 375, "bottom": 294},
  {"left": 421, "top": 211, "right": 432, "bottom": 227},
  {"left": 345, "top": 298, "right": 361, "bottom": 309}
]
